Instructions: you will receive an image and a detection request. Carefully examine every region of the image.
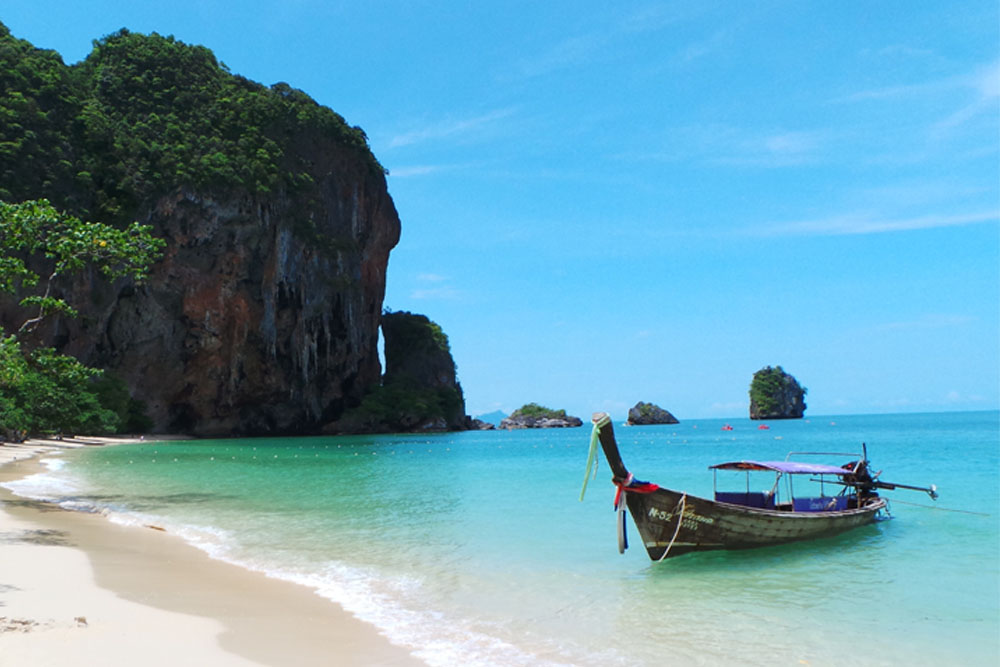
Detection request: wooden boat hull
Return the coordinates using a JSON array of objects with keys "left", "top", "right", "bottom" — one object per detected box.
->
[
  {"left": 588, "top": 411, "right": 888, "bottom": 560},
  {"left": 622, "top": 486, "right": 886, "bottom": 560}
]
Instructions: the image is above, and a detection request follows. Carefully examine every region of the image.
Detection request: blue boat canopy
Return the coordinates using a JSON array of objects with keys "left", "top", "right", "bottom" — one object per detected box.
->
[{"left": 710, "top": 460, "right": 851, "bottom": 475}]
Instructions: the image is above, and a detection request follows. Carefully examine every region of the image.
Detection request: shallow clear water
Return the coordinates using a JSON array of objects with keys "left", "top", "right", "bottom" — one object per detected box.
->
[{"left": 5, "top": 411, "right": 998, "bottom": 666}]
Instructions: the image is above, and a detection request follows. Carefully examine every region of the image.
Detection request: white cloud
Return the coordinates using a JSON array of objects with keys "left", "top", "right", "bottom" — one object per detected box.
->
[
  {"left": 716, "top": 130, "right": 824, "bottom": 167},
  {"left": 638, "top": 124, "right": 829, "bottom": 168},
  {"left": 839, "top": 80, "right": 944, "bottom": 103},
  {"left": 517, "top": 32, "right": 606, "bottom": 78},
  {"left": 762, "top": 131, "right": 818, "bottom": 155},
  {"left": 708, "top": 401, "right": 746, "bottom": 416},
  {"left": 873, "top": 397, "right": 918, "bottom": 409},
  {"left": 934, "top": 60, "right": 1000, "bottom": 132},
  {"left": 942, "top": 391, "right": 991, "bottom": 405},
  {"left": 838, "top": 59, "right": 1000, "bottom": 133},
  {"left": 387, "top": 108, "right": 517, "bottom": 149},
  {"left": 515, "top": 5, "right": 701, "bottom": 78},
  {"left": 972, "top": 60, "right": 1000, "bottom": 98},
  {"left": 754, "top": 210, "right": 998, "bottom": 237},
  {"left": 410, "top": 286, "right": 462, "bottom": 300},
  {"left": 618, "top": 5, "right": 691, "bottom": 34},
  {"left": 409, "top": 273, "right": 462, "bottom": 301}
]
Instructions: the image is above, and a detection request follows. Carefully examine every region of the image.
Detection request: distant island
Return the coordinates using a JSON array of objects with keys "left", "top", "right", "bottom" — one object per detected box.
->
[
  {"left": 749, "top": 366, "right": 807, "bottom": 419},
  {"left": 475, "top": 410, "right": 507, "bottom": 427},
  {"left": 498, "top": 403, "right": 582, "bottom": 429},
  {"left": 626, "top": 402, "right": 679, "bottom": 425}
]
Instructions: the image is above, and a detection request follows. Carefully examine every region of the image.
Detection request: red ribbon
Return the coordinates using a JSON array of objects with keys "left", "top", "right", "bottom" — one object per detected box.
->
[{"left": 614, "top": 473, "right": 660, "bottom": 508}]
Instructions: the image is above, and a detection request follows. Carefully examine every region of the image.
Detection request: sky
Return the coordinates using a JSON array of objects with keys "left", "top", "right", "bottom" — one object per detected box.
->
[{"left": 4, "top": 1, "right": 998, "bottom": 420}]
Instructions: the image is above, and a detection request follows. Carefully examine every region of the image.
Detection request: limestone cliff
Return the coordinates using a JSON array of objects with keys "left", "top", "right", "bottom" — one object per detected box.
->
[
  {"left": 499, "top": 403, "right": 582, "bottom": 429},
  {"left": 748, "top": 366, "right": 807, "bottom": 420},
  {"left": 13, "top": 174, "right": 399, "bottom": 436},
  {"left": 626, "top": 402, "right": 679, "bottom": 425},
  {"left": 0, "top": 26, "right": 400, "bottom": 436},
  {"left": 326, "top": 311, "right": 466, "bottom": 433}
]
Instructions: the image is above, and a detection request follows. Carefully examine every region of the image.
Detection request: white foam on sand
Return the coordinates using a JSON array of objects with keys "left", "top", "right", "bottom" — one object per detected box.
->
[
  {"left": 1, "top": 455, "right": 82, "bottom": 501},
  {"left": 0, "top": 443, "right": 572, "bottom": 666}
]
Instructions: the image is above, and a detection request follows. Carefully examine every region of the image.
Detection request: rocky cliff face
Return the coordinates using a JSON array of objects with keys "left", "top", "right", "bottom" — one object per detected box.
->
[
  {"left": 498, "top": 404, "right": 582, "bottom": 429},
  {"left": 9, "top": 168, "right": 399, "bottom": 436},
  {"left": 380, "top": 310, "right": 466, "bottom": 430},
  {"left": 626, "top": 402, "right": 679, "bottom": 425},
  {"left": 323, "top": 311, "right": 466, "bottom": 434},
  {"left": 382, "top": 312, "right": 460, "bottom": 399},
  {"left": 0, "top": 26, "right": 401, "bottom": 436},
  {"left": 498, "top": 414, "right": 583, "bottom": 429},
  {"left": 748, "top": 366, "right": 807, "bottom": 420}
]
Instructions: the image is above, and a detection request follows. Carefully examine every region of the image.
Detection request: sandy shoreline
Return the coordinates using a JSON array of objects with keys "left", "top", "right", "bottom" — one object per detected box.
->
[{"left": 0, "top": 438, "right": 423, "bottom": 666}]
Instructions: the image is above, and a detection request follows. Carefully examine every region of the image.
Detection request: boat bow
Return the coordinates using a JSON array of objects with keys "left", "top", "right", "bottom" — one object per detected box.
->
[{"left": 581, "top": 411, "right": 928, "bottom": 561}]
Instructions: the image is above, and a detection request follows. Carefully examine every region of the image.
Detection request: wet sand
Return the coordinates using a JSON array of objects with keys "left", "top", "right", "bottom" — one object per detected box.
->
[{"left": 0, "top": 439, "right": 423, "bottom": 666}]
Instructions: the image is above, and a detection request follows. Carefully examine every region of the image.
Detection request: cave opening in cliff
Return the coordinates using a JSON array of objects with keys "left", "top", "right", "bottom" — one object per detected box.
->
[{"left": 168, "top": 403, "right": 198, "bottom": 434}]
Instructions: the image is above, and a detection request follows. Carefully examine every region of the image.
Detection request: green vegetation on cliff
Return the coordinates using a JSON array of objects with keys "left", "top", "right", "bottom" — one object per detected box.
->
[
  {"left": 634, "top": 402, "right": 656, "bottom": 418},
  {"left": 382, "top": 310, "right": 453, "bottom": 371},
  {"left": 0, "top": 23, "right": 391, "bottom": 437},
  {"left": 0, "top": 200, "right": 162, "bottom": 438},
  {"left": 498, "top": 403, "right": 582, "bottom": 429},
  {"left": 511, "top": 403, "right": 568, "bottom": 420},
  {"left": 0, "top": 22, "right": 382, "bottom": 227},
  {"left": 748, "top": 365, "right": 807, "bottom": 419},
  {"left": 0, "top": 336, "right": 151, "bottom": 437},
  {"left": 0, "top": 199, "right": 163, "bottom": 330},
  {"left": 626, "top": 401, "right": 679, "bottom": 425},
  {"left": 342, "top": 382, "right": 465, "bottom": 433},
  {"left": 334, "top": 312, "right": 465, "bottom": 433}
]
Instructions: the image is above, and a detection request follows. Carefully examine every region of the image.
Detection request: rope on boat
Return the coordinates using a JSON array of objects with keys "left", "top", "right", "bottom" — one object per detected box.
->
[
  {"left": 888, "top": 498, "right": 991, "bottom": 516},
  {"left": 579, "top": 420, "right": 602, "bottom": 501},
  {"left": 657, "top": 493, "right": 687, "bottom": 562}
]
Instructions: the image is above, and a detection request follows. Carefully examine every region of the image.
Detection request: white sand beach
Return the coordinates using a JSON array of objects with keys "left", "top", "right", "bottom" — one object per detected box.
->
[{"left": 0, "top": 438, "right": 423, "bottom": 666}]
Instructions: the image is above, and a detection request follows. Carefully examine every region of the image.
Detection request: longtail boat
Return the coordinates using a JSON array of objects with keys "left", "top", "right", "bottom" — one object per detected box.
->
[{"left": 582, "top": 412, "right": 938, "bottom": 560}]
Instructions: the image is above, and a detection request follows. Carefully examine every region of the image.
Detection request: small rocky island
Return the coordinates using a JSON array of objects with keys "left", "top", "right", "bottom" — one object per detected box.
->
[
  {"left": 626, "top": 402, "right": 679, "bottom": 425},
  {"left": 749, "top": 366, "right": 807, "bottom": 419},
  {"left": 498, "top": 403, "right": 583, "bottom": 429},
  {"left": 327, "top": 311, "right": 468, "bottom": 433}
]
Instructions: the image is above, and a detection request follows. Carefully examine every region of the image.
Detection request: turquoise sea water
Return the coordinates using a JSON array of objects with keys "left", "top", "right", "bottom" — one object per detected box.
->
[{"left": 4, "top": 411, "right": 998, "bottom": 666}]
